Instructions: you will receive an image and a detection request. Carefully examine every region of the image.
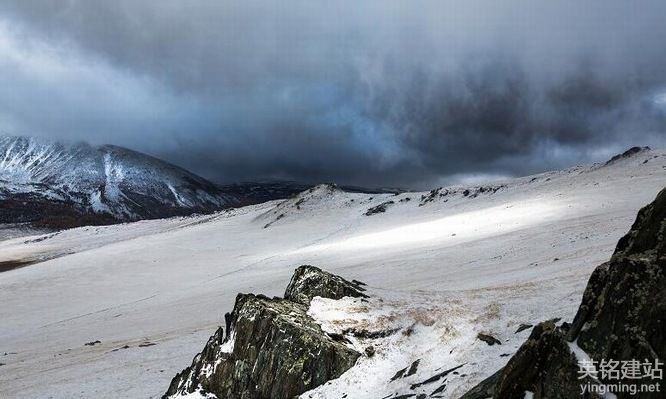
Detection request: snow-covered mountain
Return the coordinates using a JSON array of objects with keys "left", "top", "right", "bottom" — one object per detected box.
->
[
  {"left": 219, "top": 181, "right": 401, "bottom": 207},
  {"left": 0, "top": 146, "right": 665, "bottom": 398},
  {"left": 0, "top": 135, "right": 238, "bottom": 226}
]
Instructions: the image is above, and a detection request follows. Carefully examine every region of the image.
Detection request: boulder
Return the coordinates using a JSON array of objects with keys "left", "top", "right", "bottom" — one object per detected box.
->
[
  {"left": 164, "top": 267, "right": 363, "bottom": 399},
  {"left": 284, "top": 265, "right": 368, "bottom": 305},
  {"left": 477, "top": 333, "right": 502, "bottom": 346}
]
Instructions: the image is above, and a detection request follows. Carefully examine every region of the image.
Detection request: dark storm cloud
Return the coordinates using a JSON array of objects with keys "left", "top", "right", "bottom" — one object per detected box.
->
[{"left": 0, "top": 1, "right": 665, "bottom": 188}]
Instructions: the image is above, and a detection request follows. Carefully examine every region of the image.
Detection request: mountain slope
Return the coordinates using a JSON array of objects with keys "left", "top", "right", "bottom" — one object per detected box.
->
[
  {"left": 460, "top": 185, "right": 666, "bottom": 399},
  {"left": 0, "top": 147, "right": 665, "bottom": 398},
  {"left": 0, "top": 136, "right": 238, "bottom": 226}
]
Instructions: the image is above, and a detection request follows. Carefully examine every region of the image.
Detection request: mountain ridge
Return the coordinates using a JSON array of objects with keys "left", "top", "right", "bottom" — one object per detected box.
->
[
  {"left": 0, "top": 135, "right": 237, "bottom": 227},
  {"left": 1, "top": 135, "right": 659, "bottom": 230}
]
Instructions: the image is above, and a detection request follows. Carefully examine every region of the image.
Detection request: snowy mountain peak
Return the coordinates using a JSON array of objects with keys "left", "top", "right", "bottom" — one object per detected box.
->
[
  {"left": 254, "top": 183, "right": 354, "bottom": 228},
  {"left": 300, "top": 183, "right": 342, "bottom": 198},
  {"left": 0, "top": 135, "right": 237, "bottom": 226}
]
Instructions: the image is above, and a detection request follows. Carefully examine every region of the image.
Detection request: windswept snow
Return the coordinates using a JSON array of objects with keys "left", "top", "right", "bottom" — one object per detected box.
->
[{"left": 0, "top": 149, "right": 665, "bottom": 398}]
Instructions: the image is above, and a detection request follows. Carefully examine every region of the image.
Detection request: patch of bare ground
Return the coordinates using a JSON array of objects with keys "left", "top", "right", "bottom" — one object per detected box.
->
[{"left": 0, "top": 259, "right": 38, "bottom": 273}]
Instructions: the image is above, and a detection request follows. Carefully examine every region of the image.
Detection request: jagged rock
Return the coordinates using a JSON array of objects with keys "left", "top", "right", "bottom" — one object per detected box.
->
[
  {"left": 342, "top": 327, "right": 399, "bottom": 339},
  {"left": 418, "top": 185, "right": 506, "bottom": 206},
  {"left": 390, "top": 359, "right": 421, "bottom": 382},
  {"left": 365, "top": 201, "right": 395, "bottom": 216},
  {"left": 410, "top": 364, "right": 464, "bottom": 390},
  {"left": 460, "top": 187, "right": 666, "bottom": 399},
  {"left": 461, "top": 322, "right": 601, "bottom": 399},
  {"left": 164, "top": 293, "right": 360, "bottom": 399},
  {"left": 432, "top": 382, "right": 447, "bottom": 395},
  {"left": 391, "top": 366, "right": 408, "bottom": 381},
  {"left": 164, "top": 326, "right": 225, "bottom": 398},
  {"left": 477, "top": 333, "right": 502, "bottom": 346},
  {"left": 515, "top": 323, "right": 533, "bottom": 334},
  {"left": 164, "top": 266, "right": 365, "bottom": 399},
  {"left": 569, "top": 186, "right": 666, "bottom": 385},
  {"left": 284, "top": 265, "right": 368, "bottom": 305},
  {"left": 405, "top": 359, "right": 421, "bottom": 377}
]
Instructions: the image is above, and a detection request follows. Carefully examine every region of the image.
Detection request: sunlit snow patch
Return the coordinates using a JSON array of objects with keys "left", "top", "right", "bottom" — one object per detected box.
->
[{"left": 293, "top": 199, "right": 565, "bottom": 253}]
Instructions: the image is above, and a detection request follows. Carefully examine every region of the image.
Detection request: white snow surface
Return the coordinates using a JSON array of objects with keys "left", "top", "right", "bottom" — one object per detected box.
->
[{"left": 0, "top": 149, "right": 665, "bottom": 398}]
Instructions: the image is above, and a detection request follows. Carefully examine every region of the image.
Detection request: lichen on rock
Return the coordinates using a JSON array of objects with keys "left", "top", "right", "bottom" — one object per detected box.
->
[{"left": 163, "top": 267, "right": 363, "bottom": 399}]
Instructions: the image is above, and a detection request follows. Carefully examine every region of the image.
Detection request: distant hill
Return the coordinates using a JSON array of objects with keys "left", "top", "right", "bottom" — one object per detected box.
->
[
  {"left": 0, "top": 135, "right": 239, "bottom": 228},
  {"left": 0, "top": 136, "right": 398, "bottom": 229}
]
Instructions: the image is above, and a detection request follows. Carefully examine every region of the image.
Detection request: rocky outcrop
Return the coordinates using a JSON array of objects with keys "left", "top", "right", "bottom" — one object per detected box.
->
[
  {"left": 284, "top": 265, "right": 368, "bottom": 305},
  {"left": 604, "top": 146, "right": 651, "bottom": 165},
  {"left": 461, "top": 186, "right": 666, "bottom": 399},
  {"left": 418, "top": 185, "right": 506, "bottom": 206},
  {"left": 164, "top": 266, "right": 365, "bottom": 399},
  {"left": 461, "top": 322, "right": 602, "bottom": 399},
  {"left": 569, "top": 186, "right": 665, "bottom": 387},
  {"left": 365, "top": 201, "right": 394, "bottom": 216}
]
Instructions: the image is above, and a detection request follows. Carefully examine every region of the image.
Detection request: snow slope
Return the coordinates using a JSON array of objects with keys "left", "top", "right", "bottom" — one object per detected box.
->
[
  {"left": 0, "top": 135, "right": 237, "bottom": 222},
  {"left": 0, "top": 148, "right": 665, "bottom": 398}
]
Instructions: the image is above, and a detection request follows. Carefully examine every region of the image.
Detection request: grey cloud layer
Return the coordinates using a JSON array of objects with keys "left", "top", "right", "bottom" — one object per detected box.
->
[{"left": 1, "top": 0, "right": 665, "bottom": 188}]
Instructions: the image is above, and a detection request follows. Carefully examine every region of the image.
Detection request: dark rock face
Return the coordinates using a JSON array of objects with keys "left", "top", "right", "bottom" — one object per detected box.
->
[
  {"left": 570, "top": 186, "right": 666, "bottom": 385},
  {"left": 461, "top": 322, "right": 601, "bottom": 399},
  {"left": 418, "top": 185, "right": 506, "bottom": 206},
  {"left": 515, "top": 323, "right": 533, "bottom": 334},
  {"left": 284, "top": 265, "right": 368, "bottom": 305},
  {"left": 461, "top": 187, "right": 666, "bottom": 399},
  {"left": 164, "top": 326, "right": 225, "bottom": 398},
  {"left": 365, "top": 201, "right": 394, "bottom": 216},
  {"left": 477, "top": 333, "right": 502, "bottom": 346},
  {"left": 164, "top": 267, "right": 363, "bottom": 399}
]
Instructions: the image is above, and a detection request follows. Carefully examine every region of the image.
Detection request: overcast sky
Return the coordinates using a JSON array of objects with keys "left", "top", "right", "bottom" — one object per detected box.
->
[{"left": 1, "top": 1, "right": 665, "bottom": 188}]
